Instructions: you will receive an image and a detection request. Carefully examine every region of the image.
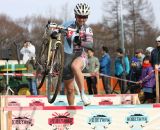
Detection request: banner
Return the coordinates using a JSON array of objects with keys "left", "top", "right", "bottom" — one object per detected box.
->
[{"left": 2, "top": 105, "right": 160, "bottom": 130}]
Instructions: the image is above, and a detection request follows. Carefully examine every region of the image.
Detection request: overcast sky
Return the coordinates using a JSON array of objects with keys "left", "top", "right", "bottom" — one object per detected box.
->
[{"left": 0, "top": 0, "right": 160, "bottom": 27}]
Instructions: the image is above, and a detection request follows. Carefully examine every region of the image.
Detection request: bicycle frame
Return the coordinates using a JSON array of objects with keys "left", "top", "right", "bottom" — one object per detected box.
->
[
  {"left": 48, "top": 34, "right": 62, "bottom": 74},
  {"left": 36, "top": 23, "right": 64, "bottom": 103}
]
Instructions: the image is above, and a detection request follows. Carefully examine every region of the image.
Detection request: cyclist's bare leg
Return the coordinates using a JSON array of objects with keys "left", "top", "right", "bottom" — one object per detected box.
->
[
  {"left": 71, "top": 57, "right": 84, "bottom": 93},
  {"left": 71, "top": 57, "right": 91, "bottom": 106},
  {"left": 64, "top": 78, "right": 75, "bottom": 105}
]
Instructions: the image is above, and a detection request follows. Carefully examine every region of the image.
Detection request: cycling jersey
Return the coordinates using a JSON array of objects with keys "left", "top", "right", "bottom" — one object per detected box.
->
[{"left": 62, "top": 20, "right": 93, "bottom": 54}]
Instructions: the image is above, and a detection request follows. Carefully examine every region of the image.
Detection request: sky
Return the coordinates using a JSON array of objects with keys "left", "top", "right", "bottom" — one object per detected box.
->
[{"left": 0, "top": 0, "right": 160, "bottom": 27}]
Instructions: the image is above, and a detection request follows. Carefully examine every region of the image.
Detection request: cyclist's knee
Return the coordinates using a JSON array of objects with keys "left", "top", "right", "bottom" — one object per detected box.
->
[
  {"left": 71, "top": 63, "right": 78, "bottom": 71},
  {"left": 66, "top": 88, "right": 75, "bottom": 95},
  {"left": 71, "top": 60, "right": 83, "bottom": 71}
]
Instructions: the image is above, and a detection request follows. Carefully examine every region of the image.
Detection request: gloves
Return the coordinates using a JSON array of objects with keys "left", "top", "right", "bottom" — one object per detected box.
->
[
  {"left": 50, "top": 31, "right": 58, "bottom": 39},
  {"left": 74, "top": 36, "right": 81, "bottom": 46}
]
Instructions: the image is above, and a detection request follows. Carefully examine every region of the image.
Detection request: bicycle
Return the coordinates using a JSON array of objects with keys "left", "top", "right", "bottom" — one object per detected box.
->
[{"left": 36, "top": 21, "right": 76, "bottom": 103}]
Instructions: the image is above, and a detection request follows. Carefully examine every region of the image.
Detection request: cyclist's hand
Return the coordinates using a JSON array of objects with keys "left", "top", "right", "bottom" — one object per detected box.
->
[
  {"left": 50, "top": 31, "right": 58, "bottom": 39},
  {"left": 74, "top": 36, "right": 81, "bottom": 46}
]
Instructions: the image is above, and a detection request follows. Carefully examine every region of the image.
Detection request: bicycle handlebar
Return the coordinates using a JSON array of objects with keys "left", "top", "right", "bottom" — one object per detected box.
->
[{"left": 46, "top": 22, "right": 77, "bottom": 33}]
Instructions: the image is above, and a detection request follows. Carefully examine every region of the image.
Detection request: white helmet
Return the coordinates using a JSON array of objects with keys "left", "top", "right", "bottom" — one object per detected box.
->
[
  {"left": 74, "top": 3, "right": 90, "bottom": 16},
  {"left": 146, "top": 47, "right": 154, "bottom": 53},
  {"left": 156, "top": 36, "right": 160, "bottom": 41}
]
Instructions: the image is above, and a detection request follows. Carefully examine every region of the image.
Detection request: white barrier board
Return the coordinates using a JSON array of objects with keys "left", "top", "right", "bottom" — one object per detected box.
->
[
  {"left": 1, "top": 94, "right": 139, "bottom": 108},
  {"left": 2, "top": 105, "right": 160, "bottom": 130}
]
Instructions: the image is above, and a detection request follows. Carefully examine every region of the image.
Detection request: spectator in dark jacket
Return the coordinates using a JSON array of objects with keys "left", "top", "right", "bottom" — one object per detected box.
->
[
  {"left": 151, "top": 36, "right": 160, "bottom": 93},
  {"left": 99, "top": 46, "right": 111, "bottom": 94},
  {"left": 128, "top": 57, "right": 142, "bottom": 94},
  {"left": 151, "top": 36, "right": 160, "bottom": 67}
]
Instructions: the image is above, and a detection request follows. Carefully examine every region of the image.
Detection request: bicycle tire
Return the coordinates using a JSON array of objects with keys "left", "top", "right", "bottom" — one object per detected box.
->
[
  {"left": 36, "top": 39, "right": 49, "bottom": 89},
  {"left": 47, "top": 42, "right": 64, "bottom": 103}
]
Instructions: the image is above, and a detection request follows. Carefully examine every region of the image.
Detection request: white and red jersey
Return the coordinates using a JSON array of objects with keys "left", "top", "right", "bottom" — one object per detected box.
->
[{"left": 62, "top": 20, "right": 93, "bottom": 54}]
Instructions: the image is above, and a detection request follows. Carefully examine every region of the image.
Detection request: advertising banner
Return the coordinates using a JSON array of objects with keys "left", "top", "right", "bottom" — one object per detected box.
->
[{"left": 2, "top": 105, "right": 160, "bottom": 130}]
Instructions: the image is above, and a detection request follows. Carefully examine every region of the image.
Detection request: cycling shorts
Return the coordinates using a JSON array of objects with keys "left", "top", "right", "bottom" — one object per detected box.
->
[{"left": 63, "top": 52, "right": 88, "bottom": 80}]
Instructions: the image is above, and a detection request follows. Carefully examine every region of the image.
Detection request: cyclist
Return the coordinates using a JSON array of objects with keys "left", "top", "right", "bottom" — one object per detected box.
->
[{"left": 51, "top": 3, "right": 93, "bottom": 106}]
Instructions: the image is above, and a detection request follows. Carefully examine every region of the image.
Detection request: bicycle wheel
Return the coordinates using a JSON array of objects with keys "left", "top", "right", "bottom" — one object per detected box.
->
[
  {"left": 36, "top": 39, "right": 49, "bottom": 89},
  {"left": 47, "top": 42, "right": 64, "bottom": 103}
]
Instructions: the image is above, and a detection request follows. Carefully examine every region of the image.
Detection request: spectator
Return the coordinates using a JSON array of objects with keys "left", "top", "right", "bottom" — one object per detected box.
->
[
  {"left": 128, "top": 57, "right": 142, "bottom": 94},
  {"left": 151, "top": 36, "right": 160, "bottom": 67},
  {"left": 86, "top": 48, "right": 100, "bottom": 95},
  {"left": 145, "top": 47, "right": 154, "bottom": 57},
  {"left": 151, "top": 36, "right": 160, "bottom": 94},
  {"left": 114, "top": 48, "right": 130, "bottom": 94},
  {"left": 99, "top": 46, "right": 111, "bottom": 94},
  {"left": 135, "top": 49, "right": 145, "bottom": 65},
  {"left": 20, "top": 40, "right": 38, "bottom": 95},
  {"left": 137, "top": 56, "right": 156, "bottom": 103}
]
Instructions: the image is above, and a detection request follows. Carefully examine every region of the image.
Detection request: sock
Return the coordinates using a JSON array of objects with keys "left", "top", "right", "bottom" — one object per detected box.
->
[{"left": 80, "top": 88, "right": 85, "bottom": 95}]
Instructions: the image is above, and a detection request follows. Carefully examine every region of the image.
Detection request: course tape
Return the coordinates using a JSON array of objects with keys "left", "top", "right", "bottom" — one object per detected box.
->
[{"left": 0, "top": 73, "right": 35, "bottom": 77}]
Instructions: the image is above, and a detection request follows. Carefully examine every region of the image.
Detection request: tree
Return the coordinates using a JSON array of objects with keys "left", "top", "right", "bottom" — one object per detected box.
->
[
  {"left": 124, "top": 0, "right": 155, "bottom": 52},
  {"left": 102, "top": 0, "right": 121, "bottom": 48},
  {"left": 102, "top": 0, "right": 159, "bottom": 56},
  {"left": 0, "top": 14, "right": 28, "bottom": 59}
]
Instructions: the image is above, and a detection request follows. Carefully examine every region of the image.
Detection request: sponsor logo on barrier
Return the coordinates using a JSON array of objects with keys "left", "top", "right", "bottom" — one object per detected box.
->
[
  {"left": 12, "top": 114, "right": 34, "bottom": 130},
  {"left": 48, "top": 112, "right": 74, "bottom": 130},
  {"left": 29, "top": 99, "right": 44, "bottom": 107},
  {"left": 8, "top": 101, "right": 21, "bottom": 107},
  {"left": 121, "top": 95, "right": 132, "bottom": 104},
  {"left": 125, "top": 112, "right": 149, "bottom": 130},
  {"left": 88, "top": 113, "right": 112, "bottom": 130},
  {"left": 98, "top": 99, "right": 113, "bottom": 105}
]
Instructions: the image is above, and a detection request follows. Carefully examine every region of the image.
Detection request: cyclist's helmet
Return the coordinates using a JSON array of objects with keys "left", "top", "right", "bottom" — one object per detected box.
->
[
  {"left": 156, "top": 36, "right": 160, "bottom": 42},
  {"left": 74, "top": 3, "right": 90, "bottom": 16}
]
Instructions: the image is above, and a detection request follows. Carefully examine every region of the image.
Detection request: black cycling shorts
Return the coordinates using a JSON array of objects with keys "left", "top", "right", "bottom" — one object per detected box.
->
[{"left": 63, "top": 52, "right": 81, "bottom": 80}]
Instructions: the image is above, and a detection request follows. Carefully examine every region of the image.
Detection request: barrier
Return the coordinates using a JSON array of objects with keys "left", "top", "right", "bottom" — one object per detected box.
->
[
  {"left": 0, "top": 94, "right": 140, "bottom": 129},
  {"left": 1, "top": 94, "right": 140, "bottom": 108},
  {"left": 2, "top": 104, "right": 160, "bottom": 130}
]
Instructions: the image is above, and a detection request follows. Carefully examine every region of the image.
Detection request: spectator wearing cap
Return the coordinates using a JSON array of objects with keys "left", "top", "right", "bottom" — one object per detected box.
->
[
  {"left": 85, "top": 48, "right": 100, "bottom": 95},
  {"left": 99, "top": 46, "right": 111, "bottom": 94},
  {"left": 145, "top": 47, "right": 154, "bottom": 57},
  {"left": 114, "top": 48, "right": 130, "bottom": 94},
  {"left": 135, "top": 49, "right": 145, "bottom": 65}
]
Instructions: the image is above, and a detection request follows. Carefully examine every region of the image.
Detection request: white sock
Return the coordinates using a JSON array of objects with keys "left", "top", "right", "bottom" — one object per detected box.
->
[{"left": 80, "top": 88, "right": 85, "bottom": 96}]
